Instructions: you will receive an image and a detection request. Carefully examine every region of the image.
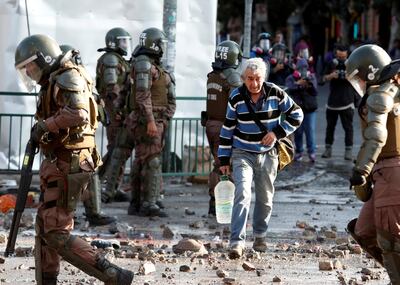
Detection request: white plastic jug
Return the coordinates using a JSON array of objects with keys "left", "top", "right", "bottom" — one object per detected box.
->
[{"left": 214, "top": 175, "right": 235, "bottom": 224}]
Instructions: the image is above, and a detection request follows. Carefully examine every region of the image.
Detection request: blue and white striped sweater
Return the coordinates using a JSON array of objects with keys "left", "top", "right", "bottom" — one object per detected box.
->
[{"left": 218, "top": 82, "right": 304, "bottom": 166}]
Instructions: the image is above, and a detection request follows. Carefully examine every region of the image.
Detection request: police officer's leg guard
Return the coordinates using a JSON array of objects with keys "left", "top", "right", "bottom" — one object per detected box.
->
[
  {"left": 128, "top": 162, "right": 142, "bottom": 215},
  {"left": 84, "top": 173, "right": 116, "bottom": 226},
  {"left": 35, "top": 215, "right": 55, "bottom": 285},
  {"left": 347, "top": 219, "right": 383, "bottom": 265},
  {"left": 377, "top": 229, "right": 400, "bottom": 284},
  {"left": 43, "top": 232, "right": 134, "bottom": 285},
  {"left": 102, "top": 147, "right": 129, "bottom": 203},
  {"left": 140, "top": 156, "right": 167, "bottom": 217}
]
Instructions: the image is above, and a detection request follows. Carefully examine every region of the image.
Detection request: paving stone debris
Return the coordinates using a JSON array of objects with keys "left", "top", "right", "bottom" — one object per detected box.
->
[{"left": 0, "top": 152, "right": 391, "bottom": 284}]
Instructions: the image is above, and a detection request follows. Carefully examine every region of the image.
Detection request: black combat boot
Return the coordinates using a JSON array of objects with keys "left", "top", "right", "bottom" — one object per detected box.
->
[
  {"left": 139, "top": 204, "right": 168, "bottom": 217},
  {"left": 86, "top": 213, "right": 116, "bottom": 226},
  {"left": 114, "top": 189, "right": 130, "bottom": 202},
  {"left": 96, "top": 256, "right": 134, "bottom": 285},
  {"left": 42, "top": 272, "right": 58, "bottom": 285}
]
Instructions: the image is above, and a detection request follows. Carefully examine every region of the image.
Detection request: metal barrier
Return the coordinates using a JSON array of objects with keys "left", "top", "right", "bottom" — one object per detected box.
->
[{"left": 0, "top": 92, "right": 212, "bottom": 177}]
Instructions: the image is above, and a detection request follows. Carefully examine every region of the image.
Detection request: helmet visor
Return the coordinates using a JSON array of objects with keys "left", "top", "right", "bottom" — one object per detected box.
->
[
  {"left": 15, "top": 56, "right": 42, "bottom": 92},
  {"left": 299, "top": 48, "right": 309, "bottom": 60},
  {"left": 160, "top": 39, "right": 168, "bottom": 64},
  {"left": 273, "top": 49, "right": 285, "bottom": 61},
  {"left": 347, "top": 74, "right": 366, "bottom": 97},
  {"left": 117, "top": 36, "right": 132, "bottom": 56},
  {"left": 259, "top": 39, "right": 270, "bottom": 51}
]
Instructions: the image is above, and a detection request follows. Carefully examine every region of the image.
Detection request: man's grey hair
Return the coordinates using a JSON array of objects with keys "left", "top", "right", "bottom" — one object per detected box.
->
[{"left": 241, "top": 57, "right": 269, "bottom": 79}]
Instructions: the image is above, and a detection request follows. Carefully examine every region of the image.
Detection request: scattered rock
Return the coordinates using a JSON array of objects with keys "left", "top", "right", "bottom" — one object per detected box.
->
[
  {"left": 272, "top": 276, "right": 282, "bottom": 282},
  {"left": 242, "top": 261, "right": 256, "bottom": 271},
  {"left": 350, "top": 244, "right": 362, "bottom": 254},
  {"left": 223, "top": 277, "right": 237, "bottom": 285},
  {"left": 337, "top": 272, "right": 346, "bottom": 284},
  {"left": 319, "top": 260, "right": 334, "bottom": 271},
  {"left": 216, "top": 269, "right": 228, "bottom": 278},
  {"left": 15, "top": 246, "right": 33, "bottom": 257},
  {"left": 172, "top": 238, "right": 208, "bottom": 255},
  {"left": 162, "top": 226, "right": 175, "bottom": 239},
  {"left": 20, "top": 213, "right": 35, "bottom": 228},
  {"left": 361, "top": 268, "right": 372, "bottom": 275},
  {"left": 324, "top": 230, "right": 337, "bottom": 239},
  {"left": 0, "top": 234, "right": 6, "bottom": 244},
  {"left": 333, "top": 259, "right": 343, "bottom": 269},
  {"left": 138, "top": 261, "right": 156, "bottom": 275},
  {"left": 185, "top": 208, "right": 195, "bottom": 215},
  {"left": 296, "top": 221, "right": 309, "bottom": 228},
  {"left": 108, "top": 222, "right": 131, "bottom": 235},
  {"left": 179, "top": 265, "right": 191, "bottom": 272},
  {"left": 189, "top": 221, "right": 204, "bottom": 229},
  {"left": 0, "top": 257, "right": 5, "bottom": 264}
]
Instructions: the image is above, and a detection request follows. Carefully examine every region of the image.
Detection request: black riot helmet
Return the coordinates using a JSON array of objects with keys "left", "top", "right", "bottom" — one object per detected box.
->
[
  {"left": 346, "top": 44, "right": 391, "bottom": 96},
  {"left": 212, "top": 40, "right": 243, "bottom": 70},
  {"left": 15, "top": 34, "right": 62, "bottom": 91},
  {"left": 105, "top": 27, "right": 132, "bottom": 56},
  {"left": 137, "top": 27, "right": 167, "bottom": 58}
]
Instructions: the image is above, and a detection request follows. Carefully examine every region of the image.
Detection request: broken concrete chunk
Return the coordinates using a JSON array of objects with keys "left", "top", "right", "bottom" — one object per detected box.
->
[
  {"left": 216, "top": 269, "right": 228, "bottom": 278},
  {"left": 242, "top": 261, "right": 256, "bottom": 271},
  {"left": 172, "top": 238, "right": 208, "bottom": 255},
  {"left": 162, "top": 226, "right": 175, "bottom": 239},
  {"left": 138, "top": 261, "right": 156, "bottom": 275},
  {"left": 272, "top": 276, "right": 282, "bottom": 282},
  {"left": 319, "top": 260, "right": 334, "bottom": 271}
]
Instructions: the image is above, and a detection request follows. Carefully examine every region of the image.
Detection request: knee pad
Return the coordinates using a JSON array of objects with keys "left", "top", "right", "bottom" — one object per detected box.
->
[
  {"left": 148, "top": 157, "right": 161, "bottom": 170},
  {"left": 42, "top": 232, "right": 70, "bottom": 251}
]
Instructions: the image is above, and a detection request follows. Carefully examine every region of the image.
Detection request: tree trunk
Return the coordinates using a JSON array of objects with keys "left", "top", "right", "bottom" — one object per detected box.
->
[{"left": 162, "top": 0, "right": 177, "bottom": 173}]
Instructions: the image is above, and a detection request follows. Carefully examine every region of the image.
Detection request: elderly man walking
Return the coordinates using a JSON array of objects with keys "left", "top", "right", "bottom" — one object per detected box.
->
[{"left": 218, "top": 57, "right": 303, "bottom": 259}]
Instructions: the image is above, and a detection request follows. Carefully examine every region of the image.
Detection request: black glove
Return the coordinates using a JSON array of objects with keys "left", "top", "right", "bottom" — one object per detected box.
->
[
  {"left": 349, "top": 170, "right": 367, "bottom": 188},
  {"left": 31, "top": 120, "right": 48, "bottom": 143}
]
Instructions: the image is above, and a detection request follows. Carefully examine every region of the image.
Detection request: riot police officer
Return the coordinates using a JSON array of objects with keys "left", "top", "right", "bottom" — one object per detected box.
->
[
  {"left": 126, "top": 27, "right": 176, "bottom": 217},
  {"left": 60, "top": 44, "right": 115, "bottom": 226},
  {"left": 15, "top": 34, "right": 133, "bottom": 285},
  {"left": 268, "top": 42, "right": 293, "bottom": 87},
  {"left": 96, "top": 27, "right": 132, "bottom": 203},
  {"left": 250, "top": 32, "right": 272, "bottom": 63},
  {"left": 205, "top": 40, "right": 242, "bottom": 215},
  {"left": 346, "top": 44, "right": 400, "bottom": 283}
]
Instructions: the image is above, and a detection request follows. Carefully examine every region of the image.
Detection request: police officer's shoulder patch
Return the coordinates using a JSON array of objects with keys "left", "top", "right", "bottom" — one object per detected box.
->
[{"left": 56, "top": 68, "right": 85, "bottom": 92}]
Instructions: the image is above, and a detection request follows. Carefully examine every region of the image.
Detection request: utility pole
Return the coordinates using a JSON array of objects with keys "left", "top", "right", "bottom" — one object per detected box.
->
[
  {"left": 162, "top": 0, "right": 177, "bottom": 173},
  {"left": 163, "top": 0, "right": 177, "bottom": 72},
  {"left": 243, "top": 0, "right": 254, "bottom": 58}
]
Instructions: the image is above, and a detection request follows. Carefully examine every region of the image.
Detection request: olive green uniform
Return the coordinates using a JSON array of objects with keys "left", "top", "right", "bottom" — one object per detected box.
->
[{"left": 126, "top": 54, "right": 176, "bottom": 216}]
